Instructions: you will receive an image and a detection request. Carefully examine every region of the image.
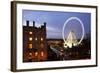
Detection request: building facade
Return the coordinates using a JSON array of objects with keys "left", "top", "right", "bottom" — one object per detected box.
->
[{"left": 23, "top": 20, "right": 47, "bottom": 62}]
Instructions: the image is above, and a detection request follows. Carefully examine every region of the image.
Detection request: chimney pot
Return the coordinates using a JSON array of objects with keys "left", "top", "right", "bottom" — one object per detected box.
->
[
  {"left": 26, "top": 20, "right": 29, "bottom": 26},
  {"left": 33, "top": 21, "right": 35, "bottom": 27},
  {"left": 44, "top": 22, "right": 46, "bottom": 27}
]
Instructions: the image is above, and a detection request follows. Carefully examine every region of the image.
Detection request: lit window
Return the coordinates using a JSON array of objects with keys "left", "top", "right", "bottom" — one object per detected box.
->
[
  {"left": 29, "top": 31, "right": 32, "bottom": 34},
  {"left": 29, "top": 53, "right": 32, "bottom": 56},
  {"left": 35, "top": 37, "right": 37, "bottom": 41},
  {"left": 35, "top": 52, "right": 38, "bottom": 56},
  {"left": 41, "top": 44, "right": 44, "bottom": 48},
  {"left": 29, "top": 44, "right": 32, "bottom": 49},
  {"left": 41, "top": 51, "right": 44, "bottom": 57},
  {"left": 41, "top": 37, "right": 43, "bottom": 41},
  {"left": 29, "top": 37, "right": 32, "bottom": 41}
]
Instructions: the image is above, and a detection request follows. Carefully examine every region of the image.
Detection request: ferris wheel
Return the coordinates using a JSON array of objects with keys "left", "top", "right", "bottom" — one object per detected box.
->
[{"left": 62, "top": 17, "right": 85, "bottom": 48}]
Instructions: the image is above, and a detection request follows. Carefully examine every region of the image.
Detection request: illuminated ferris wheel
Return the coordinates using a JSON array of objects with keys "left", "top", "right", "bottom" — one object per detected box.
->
[{"left": 62, "top": 17, "right": 85, "bottom": 48}]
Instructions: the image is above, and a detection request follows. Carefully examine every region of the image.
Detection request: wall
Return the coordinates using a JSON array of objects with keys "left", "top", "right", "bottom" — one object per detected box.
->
[{"left": 0, "top": 0, "right": 99, "bottom": 73}]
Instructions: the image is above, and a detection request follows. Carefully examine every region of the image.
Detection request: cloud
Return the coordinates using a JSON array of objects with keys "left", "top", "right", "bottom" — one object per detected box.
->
[
  {"left": 46, "top": 26, "right": 57, "bottom": 31},
  {"left": 46, "top": 26, "right": 62, "bottom": 39}
]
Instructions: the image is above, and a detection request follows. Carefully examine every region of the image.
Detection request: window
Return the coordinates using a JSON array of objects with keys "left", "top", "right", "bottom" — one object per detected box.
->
[
  {"left": 35, "top": 37, "right": 37, "bottom": 41},
  {"left": 29, "top": 44, "right": 32, "bottom": 49},
  {"left": 35, "top": 52, "right": 38, "bottom": 56},
  {"left": 29, "top": 31, "right": 32, "bottom": 34},
  {"left": 29, "top": 52, "right": 32, "bottom": 56},
  {"left": 29, "top": 37, "right": 32, "bottom": 41},
  {"left": 41, "top": 37, "right": 43, "bottom": 41},
  {"left": 41, "top": 43, "right": 44, "bottom": 48},
  {"left": 41, "top": 51, "right": 44, "bottom": 57}
]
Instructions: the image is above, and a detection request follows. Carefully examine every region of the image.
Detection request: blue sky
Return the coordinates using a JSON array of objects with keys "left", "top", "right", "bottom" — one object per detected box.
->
[{"left": 22, "top": 10, "right": 91, "bottom": 39}]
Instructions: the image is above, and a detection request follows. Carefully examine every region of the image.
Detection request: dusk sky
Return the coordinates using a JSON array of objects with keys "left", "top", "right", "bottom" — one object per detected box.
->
[{"left": 22, "top": 10, "right": 91, "bottom": 39}]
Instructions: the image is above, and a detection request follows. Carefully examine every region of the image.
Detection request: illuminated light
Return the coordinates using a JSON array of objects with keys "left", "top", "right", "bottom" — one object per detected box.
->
[
  {"left": 35, "top": 37, "right": 37, "bottom": 41},
  {"left": 62, "top": 17, "right": 85, "bottom": 48},
  {"left": 29, "top": 31, "right": 32, "bottom": 34},
  {"left": 29, "top": 44, "right": 32, "bottom": 49},
  {"left": 35, "top": 52, "right": 38, "bottom": 56},
  {"left": 63, "top": 31, "right": 78, "bottom": 48},
  {"left": 29, "top": 37, "right": 32, "bottom": 41},
  {"left": 29, "top": 53, "right": 32, "bottom": 56},
  {"left": 64, "top": 42, "right": 68, "bottom": 48},
  {"left": 41, "top": 37, "right": 43, "bottom": 41},
  {"left": 41, "top": 51, "right": 44, "bottom": 57}
]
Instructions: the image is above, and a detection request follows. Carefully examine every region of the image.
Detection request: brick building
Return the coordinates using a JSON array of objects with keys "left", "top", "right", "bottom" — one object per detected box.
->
[{"left": 23, "top": 20, "right": 47, "bottom": 62}]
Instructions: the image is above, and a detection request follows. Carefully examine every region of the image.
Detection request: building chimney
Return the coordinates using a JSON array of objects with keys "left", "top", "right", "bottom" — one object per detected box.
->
[
  {"left": 44, "top": 22, "right": 46, "bottom": 27},
  {"left": 33, "top": 21, "right": 35, "bottom": 27},
  {"left": 26, "top": 20, "right": 29, "bottom": 26}
]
